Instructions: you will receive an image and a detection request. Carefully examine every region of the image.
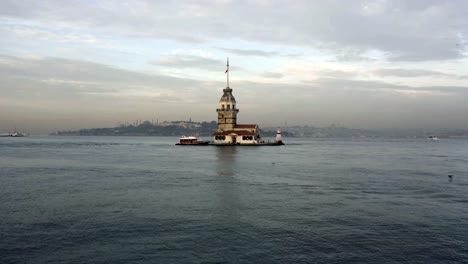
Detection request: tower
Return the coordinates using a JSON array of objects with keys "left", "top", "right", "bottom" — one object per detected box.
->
[
  {"left": 217, "top": 57, "right": 239, "bottom": 132},
  {"left": 217, "top": 87, "right": 239, "bottom": 132}
]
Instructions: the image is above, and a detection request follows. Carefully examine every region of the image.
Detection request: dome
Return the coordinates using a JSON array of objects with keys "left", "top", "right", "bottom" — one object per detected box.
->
[{"left": 219, "top": 87, "right": 236, "bottom": 102}]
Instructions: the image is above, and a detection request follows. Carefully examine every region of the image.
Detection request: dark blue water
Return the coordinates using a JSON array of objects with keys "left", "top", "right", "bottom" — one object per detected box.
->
[{"left": 1, "top": 136, "right": 467, "bottom": 263}]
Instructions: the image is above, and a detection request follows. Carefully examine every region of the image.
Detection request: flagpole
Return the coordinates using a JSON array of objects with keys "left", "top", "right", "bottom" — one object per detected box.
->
[{"left": 227, "top": 57, "right": 229, "bottom": 88}]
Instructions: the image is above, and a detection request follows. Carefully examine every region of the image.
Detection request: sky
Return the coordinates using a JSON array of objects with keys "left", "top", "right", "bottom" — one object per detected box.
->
[{"left": 1, "top": 0, "right": 468, "bottom": 134}]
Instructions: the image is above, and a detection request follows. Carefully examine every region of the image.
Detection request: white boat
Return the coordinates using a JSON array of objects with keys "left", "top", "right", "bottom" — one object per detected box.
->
[
  {"left": 0, "top": 129, "right": 27, "bottom": 137},
  {"left": 175, "top": 136, "right": 209, "bottom": 145}
]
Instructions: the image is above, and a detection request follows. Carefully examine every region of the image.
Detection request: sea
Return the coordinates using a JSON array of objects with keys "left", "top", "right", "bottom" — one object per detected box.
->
[{"left": 1, "top": 136, "right": 467, "bottom": 264}]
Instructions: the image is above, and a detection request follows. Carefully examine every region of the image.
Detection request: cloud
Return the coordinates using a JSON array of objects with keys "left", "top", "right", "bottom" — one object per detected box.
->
[
  {"left": 152, "top": 55, "right": 224, "bottom": 71},
  {"left": 227, "top": 77, "right": 468, "bottom": 129},
  {"left": 315, "top": 69, "right": 358, "bottom": 79},
  {"left": 2, "top": 0, "right": 467, "bottom": 61},
  {"left": 217, "top": 48, "right": 279, "bottom": 57},
  {"left": 308, "top": 78, "right": 468, "bottom": 97},
  {"left": 216, "top": 47, "right": 302, "bottom": 58},
  {"left": 374, "top": 68, "right": 468, "bottom": 79},
  {"left": 2, "top": 23, "right": 97, "bottom": 44},
  {"left": 0, "top": 54, "right": 226, "bottom": 132},
  {"left": 2, "top": 0, "right": 468, "bottom": 132},
  {"left": 0, "top": 54, "right": 215, "bottom": 102},
  {"left": 1, "top": 54, "right": 468, "bottom": 132},
  {"left": 260, "top": 72, "right": 283, "bottom": 79}
]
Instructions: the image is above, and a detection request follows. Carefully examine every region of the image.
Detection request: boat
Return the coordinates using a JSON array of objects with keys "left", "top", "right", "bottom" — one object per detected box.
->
[
  {"left": 0, "top": 129, "right": 27, "bottom": 137},
  {"left": 427, "top": 136, "right": 438, "bottom": 141},
  {"left": 10, "top": 131, "right": 26, "bottom": 137},
  {"left": 175, "top": 136, "right": 210, "bottom": 145}
]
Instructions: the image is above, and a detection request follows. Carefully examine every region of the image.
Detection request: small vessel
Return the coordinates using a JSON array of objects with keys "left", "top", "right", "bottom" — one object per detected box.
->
[
  {"left": 10, "top": 131, "right": 26, "bottom": 137},
  {"left": 0, "top": 129, "right": 27, "bottom": 137},
  {"left": 427, "top": 136, "right": 438, "bottom": 141},
  {"left": 175, "top": 136, "right": 210, "bottom": 145}
]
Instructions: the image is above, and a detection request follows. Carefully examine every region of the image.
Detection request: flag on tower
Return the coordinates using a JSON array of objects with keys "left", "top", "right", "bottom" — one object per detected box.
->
[{"left": 225, "top": 57, "right": 229, "bottom": 73}]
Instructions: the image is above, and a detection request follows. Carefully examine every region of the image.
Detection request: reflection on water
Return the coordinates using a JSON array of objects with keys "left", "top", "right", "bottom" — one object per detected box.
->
[
  {"left": 214, "top": 146, "right": 242, "bottom": 224},
  {"left": 215, "top": 146, "right": 238, "bottom": 177}
]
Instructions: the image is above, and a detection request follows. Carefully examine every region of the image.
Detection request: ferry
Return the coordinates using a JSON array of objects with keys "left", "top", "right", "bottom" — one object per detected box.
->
[{"left": 175, "top": 136, "right": 210, "bottom": 145}]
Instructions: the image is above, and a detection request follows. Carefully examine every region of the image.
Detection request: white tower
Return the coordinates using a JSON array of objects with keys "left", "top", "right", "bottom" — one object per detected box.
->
[{"left": 275, "top": 128, "right": 284, "bottom": 145}]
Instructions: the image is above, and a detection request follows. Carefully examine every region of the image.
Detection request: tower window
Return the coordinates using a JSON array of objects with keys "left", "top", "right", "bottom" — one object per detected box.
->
[{"left": 227, "top": 104, "right": 230, "bottom": 110}]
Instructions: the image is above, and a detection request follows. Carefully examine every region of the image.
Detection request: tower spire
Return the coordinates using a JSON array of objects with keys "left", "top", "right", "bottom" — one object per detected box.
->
[{"left": 225, "top": 57, "right": 230, "bottom": 87}]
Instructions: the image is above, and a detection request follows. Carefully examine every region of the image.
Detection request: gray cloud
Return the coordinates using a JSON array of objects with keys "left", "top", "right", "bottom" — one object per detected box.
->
[
  {"left": 151, "top": 55, "right": 248, "bottom": 73},
  {"left": 2, "top": 54, "right": 468, "bottom": 133},
  {"left": 0, "top": 55, "right": 199, "bottom": 97},
  {"left": 216, "top": 47, "right": 302, "bottom": 58},
  {"left": 3, "top": 1, "right": 468, "bottom": 133},
  {"left": 308, "top": 78, "right": 468, "bottom": 96},
  {"left": 216, "top": 48, "right": 279, "bottom": 57},
  {"left": 260, "top": 72, "right": 283, "bottom": 79},
  {"left": 152, "top": 55, "right": 224, "bottom": 71},
  {"left": 234, "top": 78, "right": 468, "bottom": 129},
  {"left": 374, "top": 68, "right": 468, "bottom": 79},
  {"left": 2, "top": 0, "right": 467, "bottom": 61},
  {"left": 0, "top": 55, "right": 223, "bottom": 133},
  {"left": 316, "top": 69, "right": 358, "bottom": 79}
]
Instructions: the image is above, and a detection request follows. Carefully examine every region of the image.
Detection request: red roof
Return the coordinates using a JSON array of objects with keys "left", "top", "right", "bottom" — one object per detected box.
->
[
  {"left": 234, "top": 124, "right": 257, "bottom": 129},
  {"left": 213, "top": 130, "right": 256, "bottom": 136}
]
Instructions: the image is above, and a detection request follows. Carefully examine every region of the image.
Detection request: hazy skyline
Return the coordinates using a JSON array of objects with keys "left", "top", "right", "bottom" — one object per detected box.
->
[{"left": 1, "top": 0, "right": 468, "bottom": 134}]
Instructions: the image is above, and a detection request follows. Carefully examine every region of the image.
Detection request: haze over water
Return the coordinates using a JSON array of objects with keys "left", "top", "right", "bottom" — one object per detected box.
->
[{"left": 1, "top": 136, "right": 468, "bottom": 263}]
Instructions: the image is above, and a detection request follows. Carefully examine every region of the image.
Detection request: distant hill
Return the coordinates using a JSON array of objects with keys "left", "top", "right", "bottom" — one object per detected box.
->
[
  {"left": 54, "top": 120, "right": 294, "bottom": 137},
  {"left": 54, "top": 121, "right": 218, "bottom": 136},
  {"left": 264, "top": 125, "right": 468, "bottom": 138},
  {"left": 265, "top": 125, "right": 376, "bottom": 138},
  {"left": 53, "top": 121, "right": 468, "bottom": 138}
]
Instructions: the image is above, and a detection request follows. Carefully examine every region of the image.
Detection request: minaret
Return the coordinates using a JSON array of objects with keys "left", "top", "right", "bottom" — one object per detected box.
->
[{"left": 217, "top": 58, "right": 239, "bottom": 132}]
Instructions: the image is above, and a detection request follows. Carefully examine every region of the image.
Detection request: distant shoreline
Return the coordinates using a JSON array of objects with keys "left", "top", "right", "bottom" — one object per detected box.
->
[{"left": 49, "top": 120, "right": 468, "bottom": 138}]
